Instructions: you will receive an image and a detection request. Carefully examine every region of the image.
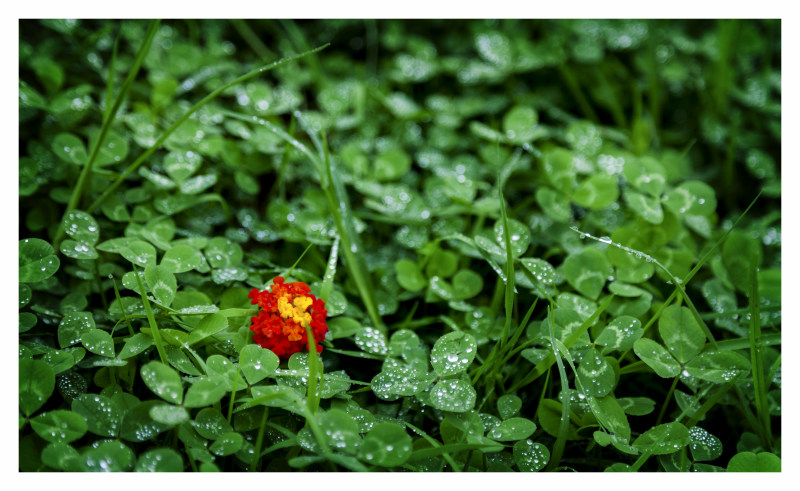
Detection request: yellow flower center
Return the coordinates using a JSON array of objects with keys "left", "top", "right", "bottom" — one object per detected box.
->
[{"left": 277, "top": 294, "right": 313, "bottom": 328}]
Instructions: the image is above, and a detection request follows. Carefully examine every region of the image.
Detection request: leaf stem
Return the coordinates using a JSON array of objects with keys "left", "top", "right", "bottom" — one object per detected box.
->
[{"left": 655, "top": 375, "right": 680, "bottom": 426}]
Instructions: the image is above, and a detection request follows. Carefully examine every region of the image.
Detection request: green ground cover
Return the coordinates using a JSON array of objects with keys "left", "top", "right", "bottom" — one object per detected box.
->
[{"left": 19, "top": 19, "right": 780, "bottom": 472}]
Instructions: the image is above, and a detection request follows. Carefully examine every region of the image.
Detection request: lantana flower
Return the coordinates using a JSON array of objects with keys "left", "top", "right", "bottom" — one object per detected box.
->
[{"left": 248, "top": 276, "right": 328, "bottom": 359}]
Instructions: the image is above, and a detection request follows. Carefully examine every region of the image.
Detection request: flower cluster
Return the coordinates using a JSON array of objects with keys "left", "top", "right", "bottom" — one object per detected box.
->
[{"left": 248, "top": 277, "right": 328, "bottom": 360}]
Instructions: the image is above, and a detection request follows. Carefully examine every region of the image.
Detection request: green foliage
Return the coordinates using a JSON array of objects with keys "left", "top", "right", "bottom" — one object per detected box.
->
[{"left": 18, "top": 18, "right": 780, "bottom": 473}]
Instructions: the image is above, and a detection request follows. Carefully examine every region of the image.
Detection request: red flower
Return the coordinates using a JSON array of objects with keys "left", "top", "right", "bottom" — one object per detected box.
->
[{"left": 248, "top": 277, "right": 328, "bottom": 360}]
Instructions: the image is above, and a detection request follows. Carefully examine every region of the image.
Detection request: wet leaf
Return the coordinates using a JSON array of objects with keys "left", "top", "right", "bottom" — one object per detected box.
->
[
  {"left": 71, "top": 394, "right": 122, "bottom": 438},
  {"left": 562, "top": 247, "right": 613, "bottom": 300},
  {"left": 205, "top": 237, "right": 243, "bottom": 268},
  {"left": 633, "top": 338, "right": 681, "bottom": 378},
  {"left": 617, "top": 397, "right": 656, "bottom": 416},
  {"left": 371, "top": 365, "right": 435, "bottom": 401},
  {"left": 684, "top": 351, "right": 751, "bottom": 383},
  {"left": 573, "top": 174, "right": 619, "bottom": 210},
  {"left": 624, "top": 189, "right": 663, "bottom": 224},
  {"left": 513, "top": 440, "right": 549, "bottom": 471},
  {"left": 689, "top": 426, "right": 723, "bottom": 462},
  {"left": 62, "top": 210, "right": 99, "bottom": 244},
  {"left": 726, "top": 451, "right": 781, "bottom": 472},
  {"left": 19, "top": 358, "right": 55, "bottom": 417},
  {"left": 487, "top": 417, "right": 537, "bottom": 441},
  {"left": 134, "top": 448, "right": 184, "bottom": 472},
  {"left": 184, "top": 378, "right": 227, "bottom": 408},
  {"left": 633, "top": 422, "right": 690, "bottom": 455},
  {"left": 589, "top": 394, "right": 630, "bottom": 441},
  {"left": 188, "top": 312, "right": 228, "bottom": 345},
  {"left": 163, "top": 150, "right": 203, "bottom": 183},
  {"left": 658, "top": 305, "right": 705, "bottom": 364},
  {"left": 30, "top": 410, "right": 87, "bottom": 444},
  {"left": 80, "top": 440, "right": 135, "bottom": 472},
  {"left": 576, "top": 349, "right": 616, "bottom": 397},
  {"left": 623, "top": 156, "right": 666, "bottom": 197},
  {"left": 662, "top": 181, "right": 717, "bottom": 217},
  {"left": 358, "top": 422, "right": 413, "bottom": 467},
  {"left": 140, "top": 361, "right": 183, "bottom": 405},
  {"left": 395, "top": 259, "right": 426, "bottom": 292},
  {"left": 58, "top": 311, "right": 96, "bottom": 349},
  {"left": 118, "top": 333, "right": 154, "bottom": 359},
  {"left": 497, "top": 394, "right": 522, "bottom": 420},
  {"left": 375, "top": 148, "right": 411, "bottom": 181},
  {"left": 149, "top": 404, "right": 189, "bottom": 426},
  {"left": 52, "top": 133, "right": 87, "bottom": 165},
  {"left": 502, "top": 105, "right": 539, "bottom": 143},
  {"left": 80, "top": 330, "right": 115, "bottom": 357},
  {"left": 354, "top": 326, "right": 389, "bottom": 355},
  {"left": 145, "top": 264, "right": 177, "bottom": 307},
  {"left": 318, "top": 409, "right": 361, "bottom": 455},
  {"left": 120, "top": 241, "right": 157, "bottom": 267},
  {"left": 430, "top": 331, "right": 477, "bottom": 376},
  {"left": 426, "top": 375, "right": 476, "bottom": 413},
  {"left": 19, "top": 238, "right": 60, "bottom": 283},
  {"left": 240, "top": 344, "right": 280, "bottom": 385},
  {"left": 494, "top": 218, "right": 531, "bottom": 258},
  {"left": 41, "top": 442, "right": 80, "bottom": 471},
  {"left": 595, "top": 316, "right": 643, "bottom": 351}
]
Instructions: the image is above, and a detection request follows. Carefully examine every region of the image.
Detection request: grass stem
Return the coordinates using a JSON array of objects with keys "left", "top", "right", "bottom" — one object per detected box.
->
[{"left": 87, "top": 43, "right": 329, "bottom": 214}]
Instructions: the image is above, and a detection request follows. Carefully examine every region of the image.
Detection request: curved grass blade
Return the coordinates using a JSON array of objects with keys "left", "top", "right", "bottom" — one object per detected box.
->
[
  {"left": 55, "top": 20, "right": 160, "bottom": 246},
  {"left": 87, "top": 43, "right": 330, "bottom": 214}
]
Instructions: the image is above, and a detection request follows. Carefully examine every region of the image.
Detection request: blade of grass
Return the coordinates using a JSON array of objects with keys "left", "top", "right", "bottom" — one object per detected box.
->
[
  {"left": 55, "top": 19, "right": 160, "bottom": 246},
  {"left": 498, "top": 188, "right": 516, "bottom": 352},
  {"left": 655, "top": 375, "right": 680, "bottom": 426},
  {"left": 508, "top": 294, "right": 614, "bottom": 393},
  {"left": 571, "top": 226, "right": 719, "bottom": 349},
  {"left": 103, "top": 29, "right": 121, "bottom": 120},
  {"left": 319, "top": 236, "right": 339, "bottom": 304},
  {"left": 304, "top": 325, "right": 322, "bottom": 415},
  {"left": 87, "top": 43, "right": 329, "bottom": 214},
  {"left": 110, "top": 275, "right": 135, "bottom": 337},
  {"left": 319, "top": 133, "right": 384, "bottom": 330},
  {"left": 281, "top": 242, "right": 314, "bottom": 280},
  {"left": 404, "top": 422, "right": 462, "bottom": 472},
  {"left": 546, "top": 305, "right": 571, "bottom": 472},
  {"left": 715, "top": 333, "right": 781, "bottom": 351},
  {"left": 250, "top": 407, "right": 270, "bottom": 471},
  {"left": 749, "top": 263, "right": 773, "bottom": 450},
  {"left": 557, "top": 63, "right": 599, "bottom": 124},
  {"left": 226, "top": 366, "right": 242, "bottom": 424},
  {"left": 132, "top": 265, "right": 168, "bottom": 365},
  {"left": 682, "top": 382, "right": 733, "bottom": 428},
  {"left": 230, "top": 19, "right": 274, "bottom": 60},
  {"left": 472, "top": 189, "right": 520, "bottom": 386},
  {"left": 608, "top": 191, "right": 763, "bottom": 360}
]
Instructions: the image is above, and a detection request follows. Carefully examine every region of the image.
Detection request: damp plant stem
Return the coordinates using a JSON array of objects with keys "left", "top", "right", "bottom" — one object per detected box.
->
[
  {"left": 250, "top": 407, "right": 270, "bottom": 471},
  {"left": 545, "top": 305, "right": 571, "bottom": 472},
  {"left": 227, "top": 367, "right": 241, "bottom": 424},
  {"left": 110, "top": 276, "right": 135, "bottom": 336},
  {"left": 87, "top": 43, "right": 329, "bottom": 214},
  {"left": 304, "top": 327, "right": 322, "bottom": 415},
  {"left": 319, "top": 133, "right": 384, "bottom": 331},
  {"left": 749, "top": 263, "right": 773, "bottom": 450},
  {"left": 498, "top": 189, "right": 516, "bottom": 353},
  {"left": 132, "top": 265, "right": 168, "bottom": 365},
  {"left": 508, "top": 295, "right": 613, "bottom": 393},
  {"left": 655, "top": 375, "right": 680, "bottom": 426},
  {"left": 569, "top": 226, "right": 719, "bottom": 350}
]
